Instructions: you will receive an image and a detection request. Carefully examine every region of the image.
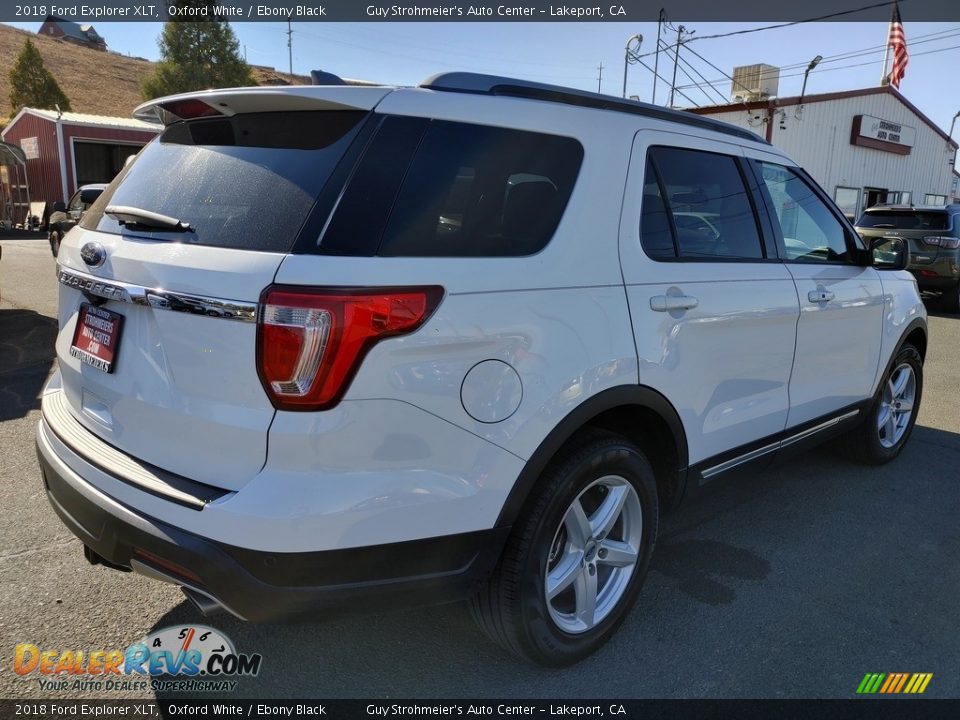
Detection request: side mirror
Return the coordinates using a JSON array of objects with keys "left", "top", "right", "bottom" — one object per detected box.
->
[{"left": 870, "top": 236, "right": 909, "bottom": 271}]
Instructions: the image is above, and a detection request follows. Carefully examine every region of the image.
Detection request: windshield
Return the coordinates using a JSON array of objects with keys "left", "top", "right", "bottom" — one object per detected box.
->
[
  {"left": 855, "top": 210, "right": 950, "bottom": 232},
  {"left": 82, "top": 110, "right": 367, "bottom": 253}
]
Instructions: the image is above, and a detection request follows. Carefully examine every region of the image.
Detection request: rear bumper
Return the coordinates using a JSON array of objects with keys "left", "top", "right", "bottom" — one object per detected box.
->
[{"left": 36, "top": 420, "right": 510, "bottom": 621}]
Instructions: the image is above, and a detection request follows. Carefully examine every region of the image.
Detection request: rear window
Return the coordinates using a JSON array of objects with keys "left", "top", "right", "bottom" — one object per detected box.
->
[
  {"left": 82, "top": 111, "right": 367, "bottom": 253},
  {"left": 855, "top": 210, "right": 950, "bottom": 232},
  {"left": 318, "top": 119, "right": 584, "bottom": 257}
]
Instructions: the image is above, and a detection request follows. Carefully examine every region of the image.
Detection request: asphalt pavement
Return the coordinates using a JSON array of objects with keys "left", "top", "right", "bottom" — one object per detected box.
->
[{"left": 1, "top": 234, "right": 957, "bottom": 700}]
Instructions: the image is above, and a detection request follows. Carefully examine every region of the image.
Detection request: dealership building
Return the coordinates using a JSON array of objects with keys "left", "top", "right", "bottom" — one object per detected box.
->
[{"left": 690, "top": 80, "right": 958, "bottom": 219}]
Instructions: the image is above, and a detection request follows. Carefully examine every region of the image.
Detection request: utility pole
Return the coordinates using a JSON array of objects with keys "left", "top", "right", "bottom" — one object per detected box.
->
[
  {"left": 668, "top": 24, "right": 692, "bottom": 108},
  {"left": 652, "top": 8, "right": 664, "bottom": 104},
  {"left": 597, "top": 62, "right": 604, "bottom": 94},
  {"left": 286, "top": 21, "right": 293, "bottom": 80}
]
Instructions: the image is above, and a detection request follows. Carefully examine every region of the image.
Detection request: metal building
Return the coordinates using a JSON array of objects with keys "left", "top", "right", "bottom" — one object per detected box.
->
[
  {"left": 1, "top": 108, "right": 158, "bottom": 226},
  {"left": 690, "top": 85, "right": 958, "bottom": 219}
]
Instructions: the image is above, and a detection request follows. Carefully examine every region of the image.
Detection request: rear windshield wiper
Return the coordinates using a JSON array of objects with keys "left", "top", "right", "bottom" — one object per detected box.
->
[
  {"left": 867, "top": 223, "right": 896, "bottom": 228},
  {"left": 105, "top": 205, "right": 194, "bottom": 232}
]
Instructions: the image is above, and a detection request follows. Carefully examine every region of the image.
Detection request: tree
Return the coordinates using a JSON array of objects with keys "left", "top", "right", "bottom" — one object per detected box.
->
[
  {"left": 9, "top": 39, "right": 72, "bottom": 113},
  {"left": 142, "top": 1, "right": 254, "bottom": 100}
]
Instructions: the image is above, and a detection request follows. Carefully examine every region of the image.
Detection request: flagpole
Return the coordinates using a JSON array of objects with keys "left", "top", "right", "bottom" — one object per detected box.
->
[{"left": 880, "top": 40, "right": 890, "bottom": 85}]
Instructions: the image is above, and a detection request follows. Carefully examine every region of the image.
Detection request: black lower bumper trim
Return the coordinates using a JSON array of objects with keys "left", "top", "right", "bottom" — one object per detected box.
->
[{"left": 37, "top": 445, "right": 510, "bottom": 622}]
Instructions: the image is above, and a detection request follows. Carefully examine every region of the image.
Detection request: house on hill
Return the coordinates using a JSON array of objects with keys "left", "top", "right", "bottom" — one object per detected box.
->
[{"left": 38, "top": 15, "right": 107, "bottom": 51}]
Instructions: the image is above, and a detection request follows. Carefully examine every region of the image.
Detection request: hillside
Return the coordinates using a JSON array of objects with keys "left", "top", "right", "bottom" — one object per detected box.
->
[{"left": 0, "top": 23, "right": 311, "bottom": 122}]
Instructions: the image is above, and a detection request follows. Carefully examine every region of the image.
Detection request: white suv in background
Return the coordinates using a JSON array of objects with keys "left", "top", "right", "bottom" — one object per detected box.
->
[{"left": 37, "top": 73, "right": 926, "bottom": 667}]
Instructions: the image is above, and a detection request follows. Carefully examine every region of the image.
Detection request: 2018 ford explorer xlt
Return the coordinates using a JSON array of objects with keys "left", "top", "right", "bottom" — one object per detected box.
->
[{"left": 36, "top": 74, "right": 927, "bottom": 667}]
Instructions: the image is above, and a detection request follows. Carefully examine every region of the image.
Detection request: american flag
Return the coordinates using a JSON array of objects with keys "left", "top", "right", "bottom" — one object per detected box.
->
[{"left": 888, "top": 3, "right": 909, "bottom": 89}]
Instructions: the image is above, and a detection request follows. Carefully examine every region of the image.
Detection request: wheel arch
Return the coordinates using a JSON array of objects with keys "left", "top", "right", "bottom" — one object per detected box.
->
[
  {"left": 495, "top": 385, "right": 689, "bottom": 529},
  {"left": 874, "top": 317, "right": 927, "bottom": 397}
]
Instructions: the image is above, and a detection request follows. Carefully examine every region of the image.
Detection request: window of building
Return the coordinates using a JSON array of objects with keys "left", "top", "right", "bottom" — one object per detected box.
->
[
  {"left": 924, "top": 193, "right": 948, "bottom": 205},
  {"left": 640, "top": 147, "right": 763, "bottom": 260},
  {"left": 753, "top": 160, "right": 854, "bottom": 264},
  {"left": 833, "top": 187, "right": 860, "bottom": 219}
]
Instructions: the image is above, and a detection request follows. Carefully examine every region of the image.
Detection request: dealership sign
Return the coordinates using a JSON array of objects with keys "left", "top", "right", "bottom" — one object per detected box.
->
[{"left": 851, "top": 115, "right": 916, "bottom": 155}]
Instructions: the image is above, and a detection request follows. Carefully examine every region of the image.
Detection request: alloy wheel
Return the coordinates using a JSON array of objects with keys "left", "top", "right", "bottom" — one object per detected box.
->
[
  {"left": 877, "top": 363, "right": 916, "bottom": 449},
  {"left": 544, "top": 475, "right": 643, "bottom": 634}
]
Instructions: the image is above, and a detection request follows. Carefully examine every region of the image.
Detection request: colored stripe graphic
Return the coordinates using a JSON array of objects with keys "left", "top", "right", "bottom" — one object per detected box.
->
[
  {"left": 857, "top": 672, "right": 933, "bottom": 694},
  {"left": 857, "top": 673, "right": 886, "bottom": 694},
  {"left": 894, "top": 673, "right": 910, "bottom": 693}
]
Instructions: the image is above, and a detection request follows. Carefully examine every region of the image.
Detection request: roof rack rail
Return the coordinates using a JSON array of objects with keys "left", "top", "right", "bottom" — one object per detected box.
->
[{"left": 419, "top": 72, "right": 767, "bottom": 145}]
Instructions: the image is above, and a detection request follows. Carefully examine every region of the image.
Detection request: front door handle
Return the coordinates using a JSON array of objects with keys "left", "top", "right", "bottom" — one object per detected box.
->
[
  {"left": 650, "top": 294, "right": 699, "bottom": 312},
  {"left": 808, "top": 289, "right": 836, "bottom": 303}
]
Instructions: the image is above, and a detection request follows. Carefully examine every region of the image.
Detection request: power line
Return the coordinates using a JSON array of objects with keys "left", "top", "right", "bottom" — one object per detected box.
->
[
  {"left": 634, "top": 56, "right": 702, "bottom": 108},
  {"left": 673, "top": 46, "right": 729, "bottom": 104},
  {"left": 631, "top": 0, "right": 902, "bottom": 63},
  {"left": 673, "top": 39, "right": 960, "bottom": 102},
  {"left": 673, "top": 27, "right": 960, "bottom": 91}
]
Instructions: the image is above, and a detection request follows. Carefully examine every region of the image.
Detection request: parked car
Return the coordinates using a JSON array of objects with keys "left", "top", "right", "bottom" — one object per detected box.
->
[
  {"left": 855, "top": 203, "right": 960, "bottom": 313},
  {"left": 37, "top": 74, "right": 926, "bottom": 667},
  {"left": 48, "top": 184, "right": 107, "bottom": 257}
]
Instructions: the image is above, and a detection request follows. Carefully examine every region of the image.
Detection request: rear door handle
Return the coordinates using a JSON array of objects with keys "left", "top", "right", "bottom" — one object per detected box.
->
[
  {"left": 650, "top": 294, "right": 699, "bottom": 312},
  {"left": 808, "top": 289, "right": 835, "bottom": 303}
]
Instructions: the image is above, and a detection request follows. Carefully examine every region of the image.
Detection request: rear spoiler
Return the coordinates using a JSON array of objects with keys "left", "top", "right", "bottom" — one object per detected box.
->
[{"left": 133, "top": 85, "right": 393, "bottom": 126}]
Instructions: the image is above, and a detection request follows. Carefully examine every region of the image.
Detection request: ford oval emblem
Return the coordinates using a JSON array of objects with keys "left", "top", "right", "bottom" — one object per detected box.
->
[{"left": 80, "top": 241, "right": 106, "bottom": 269}]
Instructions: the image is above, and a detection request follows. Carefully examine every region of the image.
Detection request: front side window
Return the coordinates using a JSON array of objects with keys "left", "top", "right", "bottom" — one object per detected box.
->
[
  {"left": 640, "top": 147, "right": 763, "bottom": 260},
  {"left": 754, "top": 161, "right": 854, "bottom": 264}
]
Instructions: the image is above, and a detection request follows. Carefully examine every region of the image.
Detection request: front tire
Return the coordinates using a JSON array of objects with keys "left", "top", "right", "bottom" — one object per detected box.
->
[
  {"left": 841, "top": 343, "right": 922, "bottom": 465},
  {"left": 50, "top": 232, "right": 61, "bottom": 258},
  {"left": 470, "top": 430, "right": 658, "bottom": 667}
]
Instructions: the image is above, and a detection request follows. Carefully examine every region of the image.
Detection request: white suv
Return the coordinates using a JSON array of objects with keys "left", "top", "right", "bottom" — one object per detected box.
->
[{"left": 37, "top": 73, "right": 927, "bottom": 667}]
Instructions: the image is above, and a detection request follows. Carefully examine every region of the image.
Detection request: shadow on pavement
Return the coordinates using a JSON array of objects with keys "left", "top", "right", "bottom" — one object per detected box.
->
[
  {"left": 0, "top": 307, "right": 58, "bottom": 421},
  {"left": 144, "top": 424, "right": 960, "bottom": 699}
]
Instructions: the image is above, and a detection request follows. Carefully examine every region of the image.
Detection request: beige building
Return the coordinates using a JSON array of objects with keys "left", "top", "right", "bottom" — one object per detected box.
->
[{"left": 691, "top": 86, "right": 958, "bottom": 219}]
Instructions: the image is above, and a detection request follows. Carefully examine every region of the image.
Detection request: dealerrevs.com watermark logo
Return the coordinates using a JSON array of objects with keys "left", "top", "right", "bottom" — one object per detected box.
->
[
  {"left": 14, "top": 625, "right": 263, "bottom": 693},
  {"left": 856, "top": 672, "right": 934, "bottom": 695}
]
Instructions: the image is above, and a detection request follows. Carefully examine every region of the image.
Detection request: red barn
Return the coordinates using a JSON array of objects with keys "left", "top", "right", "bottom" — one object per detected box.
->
[{"left": 1, "top": 108, "right": 158, "bottom": 226}]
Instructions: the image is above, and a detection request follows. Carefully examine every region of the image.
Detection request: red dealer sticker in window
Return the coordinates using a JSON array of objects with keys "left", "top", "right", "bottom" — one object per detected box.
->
[{"left": 70, "top": 303, "right": 124, "bottom": 374}]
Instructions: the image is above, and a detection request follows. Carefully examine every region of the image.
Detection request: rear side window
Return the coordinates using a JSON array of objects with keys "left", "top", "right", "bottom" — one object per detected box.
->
[
  {"left": 83, "top": 111, "right": 368, "bottom": 253},
  {"left": 321, "top": 119, "right": 583, "bottom": 257},
  {"left": 640, "top": 146, "right": 764, "bottom": 260},
  {"left": 855, "top": 210, "right": 950, "bottom": 232}
]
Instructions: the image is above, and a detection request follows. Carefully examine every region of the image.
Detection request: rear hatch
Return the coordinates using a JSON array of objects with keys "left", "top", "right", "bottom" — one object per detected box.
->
[
  {"left": 54, "top": 87, "right": 389, "bottom": 491},
  {"left": 855, "top": 207, "right": 952, "bottom": 266}
]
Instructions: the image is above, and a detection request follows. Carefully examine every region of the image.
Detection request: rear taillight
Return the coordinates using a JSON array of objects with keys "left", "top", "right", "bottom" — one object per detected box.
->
[
  {"left": 922, "top": 236, "right": 960, "bottom": 249},
  {"left": 256, "top": 286, "right": 443, "bottom": 411}
]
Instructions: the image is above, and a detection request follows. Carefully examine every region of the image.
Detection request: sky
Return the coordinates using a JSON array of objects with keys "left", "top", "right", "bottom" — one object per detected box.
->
[{"left": 7, "top": 19, "right": 960, "bottom": 135}]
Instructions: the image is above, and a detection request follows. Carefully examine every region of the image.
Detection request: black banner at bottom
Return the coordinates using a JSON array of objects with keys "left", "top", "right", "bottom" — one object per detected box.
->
[{"left": 2, "top": 699, "right": 959, "bottom": 720}]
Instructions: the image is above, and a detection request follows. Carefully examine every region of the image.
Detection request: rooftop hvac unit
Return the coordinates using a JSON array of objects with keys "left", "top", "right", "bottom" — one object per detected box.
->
[{"left": 731, "top": 64, "right": 780, "bottom": 101}]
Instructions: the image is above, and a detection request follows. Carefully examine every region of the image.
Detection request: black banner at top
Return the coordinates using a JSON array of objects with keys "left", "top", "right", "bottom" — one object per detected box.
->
[{"left": 5, "top": 0, "right": 960, "bottom": 22}]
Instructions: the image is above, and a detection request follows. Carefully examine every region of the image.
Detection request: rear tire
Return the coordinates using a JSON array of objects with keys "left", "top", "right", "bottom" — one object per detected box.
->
[
  {"left": 470, "top": 430, "right": 658, "bottom": 667},
  {"left": 840, "top": 344, "right": 922, "bottom": 465}
]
